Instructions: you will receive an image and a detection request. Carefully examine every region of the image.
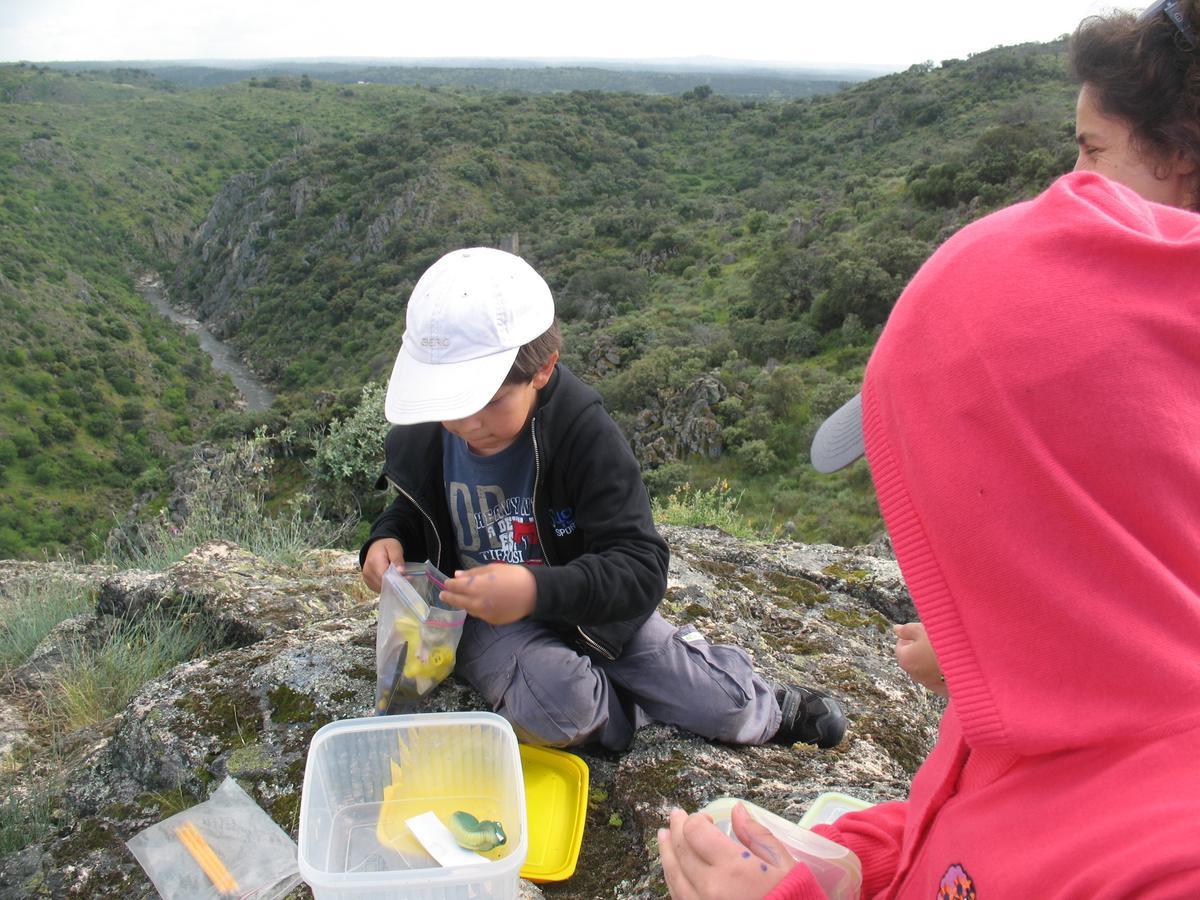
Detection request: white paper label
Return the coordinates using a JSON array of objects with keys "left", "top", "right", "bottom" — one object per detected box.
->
[{"left": 405, "top": 812, "right": 489, "bottom": 868}]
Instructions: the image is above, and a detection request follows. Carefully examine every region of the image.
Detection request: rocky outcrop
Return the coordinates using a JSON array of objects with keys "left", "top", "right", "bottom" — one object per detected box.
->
[
  {"left": 0, "top": 528, "right": 939, "bottom": 900},
  {"left": 361, "top": 176, "right": 437, "bottom": 257},
  {"left": 631, "top": 372, "right": 727, "bottom": 465},
  {"left": 180, "top": 171, "right": 279, "bottom": 336}
]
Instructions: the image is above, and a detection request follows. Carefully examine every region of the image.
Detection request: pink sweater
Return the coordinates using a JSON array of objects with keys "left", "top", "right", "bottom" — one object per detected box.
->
[{"left": 770, "top": 173, "right": 1200, "bottom": 899}]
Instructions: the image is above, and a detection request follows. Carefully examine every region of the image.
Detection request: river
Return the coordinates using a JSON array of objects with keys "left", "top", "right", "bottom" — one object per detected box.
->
[{"left": 136, "top": 275, "right": 275, "bottom": 411}]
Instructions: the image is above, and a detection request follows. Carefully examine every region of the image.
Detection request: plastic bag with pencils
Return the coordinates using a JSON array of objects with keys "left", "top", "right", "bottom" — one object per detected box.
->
[{"left": 126, "top": 777, "right": 300, "bottom": 899}]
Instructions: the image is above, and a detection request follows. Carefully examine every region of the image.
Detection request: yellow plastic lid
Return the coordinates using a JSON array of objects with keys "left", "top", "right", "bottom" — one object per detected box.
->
[{"left": 518, "top": 744, "right": 588, "bottom": 883}]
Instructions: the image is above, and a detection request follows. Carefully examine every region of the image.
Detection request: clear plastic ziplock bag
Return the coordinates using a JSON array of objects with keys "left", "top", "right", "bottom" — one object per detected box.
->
[
  {"left": 126, "top": 776, "right": 301, "bottom": 900},
  {"left": 376, "top": 561, "right": 467, "bottom": 714}
]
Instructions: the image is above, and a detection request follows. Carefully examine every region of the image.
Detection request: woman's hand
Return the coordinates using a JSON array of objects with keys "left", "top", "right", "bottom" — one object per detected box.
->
[
  {"left": 657, "top": 803, "right": 797, "bottom": 900},
  {"left": 361, "top": 538, "right": 404, "bottom": 593},
  {"left": 893, "top": 622, "right": 948, "bottom": 696}
]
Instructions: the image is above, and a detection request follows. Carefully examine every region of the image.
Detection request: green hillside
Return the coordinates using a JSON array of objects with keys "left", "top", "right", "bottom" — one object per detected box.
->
[
  {"left": 169, "top": 42, "right": 1078, "bottom": 543},
  {"left": 0, "top": 44, "right": 1080, "bottom": 559},
  {"left": 0, "top": 64, "right": 409, "bottom": 556}
]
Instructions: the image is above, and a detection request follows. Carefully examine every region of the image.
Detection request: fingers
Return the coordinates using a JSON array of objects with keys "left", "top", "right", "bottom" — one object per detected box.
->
[
  {"left": 657, "top": 809, "right": 702, "bottom": 900},
  {"left": 657, "top": 824, "right": 694, "bottom": 900},
  {"left": 438, "top": 570, "right": 485, "bottom": 610},
  {"left": 362, "top": 539, "right": 404, "bottom": 592},
  {"left": 657, "top": 807, "right": 791, "bottom": 900},
  {"left": 439, "top": 566, "right": 536, "bottom": 624},
  {"left": 893, "top": 622, "right": 949, "bottom": 695},
  {"left": 729, "top": 803, "right": 789, "bottom": 869},
  {"left": 363, "top": 569, "right": 382, "bottom": 593}
]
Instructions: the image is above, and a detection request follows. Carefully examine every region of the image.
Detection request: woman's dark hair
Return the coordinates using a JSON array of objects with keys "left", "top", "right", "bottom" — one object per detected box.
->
[
  {"left": 504, "top": 320, "right": 562, "bottom": 385},
  {"left": 1070, "top": 1, "right": 1200, "bottom": 209}
]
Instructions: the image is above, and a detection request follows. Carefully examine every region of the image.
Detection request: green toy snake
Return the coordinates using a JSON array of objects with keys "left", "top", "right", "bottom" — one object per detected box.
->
[{"left": 447, "top": 810, "right": 507, "bottom": 852}]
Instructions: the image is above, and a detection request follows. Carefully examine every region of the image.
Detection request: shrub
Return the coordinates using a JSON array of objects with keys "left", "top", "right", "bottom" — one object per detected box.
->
[
  {"left": 310, "top": 381, "right": 390, "bottom": 487},
  {"left": 651, "top": 479, "right": 757, "bottom": 539},
  {"left": 734, "top": 439, "right": 778, "bottom": 475},
  {"left": 642, "top": 461, "right": 691, "bottom": 499}
]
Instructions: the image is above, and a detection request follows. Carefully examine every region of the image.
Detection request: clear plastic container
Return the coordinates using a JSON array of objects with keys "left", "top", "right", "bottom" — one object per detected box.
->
[
  {"left": 298, "top": 712, "right": 527, "bottom": 900},
  {"left": 698, "top": 797, "right": 862, "bottom": 900},
  {"left": 797, "top": 791, "right": 873, "bottom": 828}
]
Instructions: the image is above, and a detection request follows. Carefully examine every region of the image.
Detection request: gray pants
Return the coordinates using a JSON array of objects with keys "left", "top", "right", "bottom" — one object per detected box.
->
[{"left": 454, "top": 611, "right": 781, "bottom": 751}]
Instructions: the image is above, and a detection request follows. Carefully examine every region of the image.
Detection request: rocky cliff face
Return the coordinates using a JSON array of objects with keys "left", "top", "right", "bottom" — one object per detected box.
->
[
  {"left": 175, "top": 170, "right": 279, "bottom": 340},
  {"left": 0, "top": 528, "right": 940, "bottom": 900}
]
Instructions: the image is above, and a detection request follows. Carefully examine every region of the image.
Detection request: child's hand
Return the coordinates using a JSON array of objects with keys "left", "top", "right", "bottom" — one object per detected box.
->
[
  {"left": 657, "top": 803, "right": 802, "bottom": 900},
  {"left": 894, "top": 622, "right": 948, "bottom": 696},
  {"left": 440, "top": 563, "right": 536, "bottom": 625},
  {"left": 362, "top": 538, "right": 404, "bottom": 593}
]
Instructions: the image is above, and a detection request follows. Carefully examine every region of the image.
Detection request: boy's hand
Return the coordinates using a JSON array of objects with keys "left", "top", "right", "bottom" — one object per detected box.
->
[
  {"left": 362, "top": 538, "right": 404, "bottom": 593},
  {"left": 440, "top": 564, "right": 536, "bottom": 625},
  {"left": 894, "top": 621, "right": 948, "bottom": 696},
  {"left": 657, "top": 803, "right": 799, "bottom": 900}
]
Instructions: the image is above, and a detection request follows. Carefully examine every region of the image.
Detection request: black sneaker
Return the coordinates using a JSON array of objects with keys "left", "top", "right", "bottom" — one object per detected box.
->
[{"left": 771, "top": 684, "right": 847, "bottom": 749}]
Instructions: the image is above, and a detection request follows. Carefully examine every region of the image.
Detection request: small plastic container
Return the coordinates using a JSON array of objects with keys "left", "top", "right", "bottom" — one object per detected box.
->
[
  {"left": 298, "top": 712, "right": 527, "bottom": 900},
  {"left": 797, "top": 791, "right": 873, "bottom": 828},
  {"left": 698, "top": 797, "right": 862, "bottom": 900}
]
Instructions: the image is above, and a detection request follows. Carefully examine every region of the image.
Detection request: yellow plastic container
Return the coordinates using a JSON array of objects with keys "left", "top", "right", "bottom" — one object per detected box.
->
[{"left": 518, "top": 745, "right": 588, "bottom": 883}]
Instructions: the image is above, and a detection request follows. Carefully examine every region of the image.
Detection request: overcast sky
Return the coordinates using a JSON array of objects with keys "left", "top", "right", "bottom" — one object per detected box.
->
[{"left": 1, "top": 0, "right": 1126, "bottom": 69}]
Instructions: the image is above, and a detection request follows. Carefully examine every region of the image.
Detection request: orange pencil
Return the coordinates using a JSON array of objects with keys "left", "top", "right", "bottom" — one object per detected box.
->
[{"left": 176, "top": 820, "right": 239, "bottom": 895}]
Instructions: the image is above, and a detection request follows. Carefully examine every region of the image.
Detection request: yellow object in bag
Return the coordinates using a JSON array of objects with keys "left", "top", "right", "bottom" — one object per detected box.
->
[{"left": 376, "top": 562, "right": 466, "bottom": 714}]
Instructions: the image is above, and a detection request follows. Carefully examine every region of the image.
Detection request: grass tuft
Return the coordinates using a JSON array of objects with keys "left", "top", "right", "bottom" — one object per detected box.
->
[
  {"left": 651, "top": 480, "right": 766, "bottom": 541},
  {"left": 0, "top": 576, "right": 95, "bottom": 673},
  {"left": 51, "top": 604, "right": 214, "bottom": 731}
]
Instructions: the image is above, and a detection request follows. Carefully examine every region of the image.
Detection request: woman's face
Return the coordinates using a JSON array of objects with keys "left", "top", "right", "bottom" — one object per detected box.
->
[{"left": 1074, "top": 83, "right": 1196, "bottom": 209}]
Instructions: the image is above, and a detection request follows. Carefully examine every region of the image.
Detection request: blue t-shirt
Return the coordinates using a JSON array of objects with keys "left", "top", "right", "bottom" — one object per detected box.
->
[{"left": 443, "top": 430, "right": 545, "bottom": 568}]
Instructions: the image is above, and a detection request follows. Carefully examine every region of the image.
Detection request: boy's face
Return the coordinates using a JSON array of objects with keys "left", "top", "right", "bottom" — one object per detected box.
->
[{"left": 441, "top": 356, "right": 556, "bottom": 456}]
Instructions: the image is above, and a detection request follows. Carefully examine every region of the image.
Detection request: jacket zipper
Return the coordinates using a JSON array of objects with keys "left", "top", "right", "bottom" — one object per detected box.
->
[
  {"left": 576, "top": 626, "right": 616, "bottom": 660},
  {"left": 529, "top": 416, "right": 549, "bottom": 566},
  {"left": 385, "top": 476, "right": 443, "bottom": 569},
  {"left": 531, "top": 417, "right": 618, "bottom": 661}
]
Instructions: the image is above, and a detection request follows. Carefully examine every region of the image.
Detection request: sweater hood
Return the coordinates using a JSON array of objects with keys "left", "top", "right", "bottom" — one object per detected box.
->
[{"left": 863, "top": 172, "right": 1200, "bottom": 755}]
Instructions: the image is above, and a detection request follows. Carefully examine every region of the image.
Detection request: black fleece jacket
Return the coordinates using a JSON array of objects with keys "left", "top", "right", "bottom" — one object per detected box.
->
[{"left": 360, "top": 364, "right": 669, "bottom": 659}]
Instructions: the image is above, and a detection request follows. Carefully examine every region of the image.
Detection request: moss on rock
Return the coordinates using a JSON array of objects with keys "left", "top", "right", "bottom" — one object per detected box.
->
[{"left": 267, "top": 685, "right": 316, "bottom": 725}]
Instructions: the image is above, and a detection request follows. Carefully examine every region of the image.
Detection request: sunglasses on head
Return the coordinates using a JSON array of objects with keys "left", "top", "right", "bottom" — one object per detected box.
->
[{"left": 1141, "top": 0, "right": 1198, "bottom": 50}]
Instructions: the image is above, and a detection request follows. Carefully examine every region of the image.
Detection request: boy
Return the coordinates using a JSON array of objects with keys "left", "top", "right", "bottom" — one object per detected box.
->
[
  {"left": 658, "top": 172, "right": 1200, "bottom": 897},
  {"left": 359, "top": 246, "right": 847, "bottom": 752}
]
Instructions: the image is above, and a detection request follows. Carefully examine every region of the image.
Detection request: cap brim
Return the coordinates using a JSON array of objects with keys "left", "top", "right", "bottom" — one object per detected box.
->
[
  {"left": 810, "top": 392, "right": 865, "bottom": 473},
  {"left": 384, "top": 343, "right": 519, "bottom": 424}
]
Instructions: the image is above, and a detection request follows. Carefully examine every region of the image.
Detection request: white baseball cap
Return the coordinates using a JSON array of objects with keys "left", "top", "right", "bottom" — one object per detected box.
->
[
  {"left": 810, "top": 392, "right": 865, "bottom": 473},
  {"left": 384, "top": 247, "right": 555, "bottom": 424}
]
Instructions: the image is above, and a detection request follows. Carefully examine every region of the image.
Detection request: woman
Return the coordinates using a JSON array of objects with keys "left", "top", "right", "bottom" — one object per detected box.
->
[{"left": 896, "top": 0, "right": 1200, "bottom": 696}]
